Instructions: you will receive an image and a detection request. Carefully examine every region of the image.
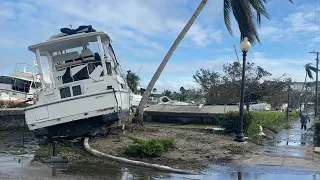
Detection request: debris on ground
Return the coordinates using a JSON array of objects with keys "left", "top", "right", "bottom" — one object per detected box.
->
[{"left": 90, "top": 123, "right": 261, "bottom": 171}]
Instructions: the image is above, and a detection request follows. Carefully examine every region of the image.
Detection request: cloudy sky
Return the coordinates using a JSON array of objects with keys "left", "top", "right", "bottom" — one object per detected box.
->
[{"left": 0, "top": 0, "right": 318, "bottom": 92}]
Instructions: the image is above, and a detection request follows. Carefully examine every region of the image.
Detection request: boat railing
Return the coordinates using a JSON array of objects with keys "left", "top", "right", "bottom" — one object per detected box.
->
[{"left": 13, "top": 63, "right": 37, "bottom": 74}]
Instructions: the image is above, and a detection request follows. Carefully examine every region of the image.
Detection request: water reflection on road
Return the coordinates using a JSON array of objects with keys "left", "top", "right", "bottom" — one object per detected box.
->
[{"left": 0, "top": 153, "right": 319, "bottom": 180}]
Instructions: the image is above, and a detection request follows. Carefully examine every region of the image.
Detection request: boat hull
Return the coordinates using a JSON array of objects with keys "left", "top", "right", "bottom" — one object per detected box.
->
[
  {"left": 31, "top": 111, "right": 129, "bottom": 138},
  {"left": 25, "top": 90, "right": 130, "bottom": 138}
]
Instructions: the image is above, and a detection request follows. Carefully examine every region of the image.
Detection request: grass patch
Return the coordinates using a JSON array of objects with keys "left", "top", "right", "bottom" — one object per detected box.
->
[
  {"left": 0, "top": 148, "right": 30, "bottom": 155},
  {"left": 124, "top": 136, "right": 175, "bottom": 157},
  {"left": 35, "top": 143, "right": 94, "bottom": 163}
]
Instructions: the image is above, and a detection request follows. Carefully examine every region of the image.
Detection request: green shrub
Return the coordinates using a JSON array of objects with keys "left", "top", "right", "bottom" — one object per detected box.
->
[
  {"left": 124, "top": 136, "right": 175, "bottom": 157},
  {"left": 289, "top": 110, "right": 298, "bottom": 119},
  {"left": 220, "top": 111, "right": 253, "bottom": 134},
  {"left": 221, "top": 111, "right": 287, "bottom": 137}
]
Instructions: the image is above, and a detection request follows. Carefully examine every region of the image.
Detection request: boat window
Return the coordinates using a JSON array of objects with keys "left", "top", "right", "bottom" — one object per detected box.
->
[
  {"left": 107, "top": 44, "right": 117, "bottom": 61},
  {"left": 0, "top": 76, "right": 14, "bottom": 85},
  {"left": 31, "top": 82, "right": 42, "bottom": 88},
  {"left": 59, "top": 87, "right": 71, "bottom": 99},
  {"left": 72, "top": 65, "right": 89, "bottom": 82},
  {"left": 72, "top": 85, "right": 82, "bottom": 96},
  {"left": 12, "top": 78, "right": 30, "bottom": 93},
  {"left": 62, "top": 67, "right": 73, "bottom": 84},
  {"left": 106, "top": 62, "right": 112, "bottom": 75}
]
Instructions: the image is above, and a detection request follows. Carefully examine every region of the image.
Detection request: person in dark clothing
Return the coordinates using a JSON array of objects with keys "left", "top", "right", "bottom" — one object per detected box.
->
[{"left": 299, "top": 110, "right": 310, "bottom": 134}]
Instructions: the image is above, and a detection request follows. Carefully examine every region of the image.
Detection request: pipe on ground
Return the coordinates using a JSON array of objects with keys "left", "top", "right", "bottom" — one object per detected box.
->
[{"left": 83, "top": 137, "right": 195, "bottom": 174}]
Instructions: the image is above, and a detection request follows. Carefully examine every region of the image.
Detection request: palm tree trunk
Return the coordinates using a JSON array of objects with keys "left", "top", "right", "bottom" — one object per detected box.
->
[
  {"left": 298, "top": 71, "right": 308, "bottom": 109},
  {"left": 134, "top": 0, "right": 208, "bottom": 123}
]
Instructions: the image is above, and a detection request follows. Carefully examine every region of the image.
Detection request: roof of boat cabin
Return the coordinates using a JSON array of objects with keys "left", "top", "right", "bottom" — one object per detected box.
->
[{"left": 28, "top": 31, "right": 112, "bottom": 54}]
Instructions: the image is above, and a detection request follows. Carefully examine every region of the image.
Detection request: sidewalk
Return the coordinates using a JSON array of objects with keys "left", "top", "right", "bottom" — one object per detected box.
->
[{"left": 238, "top": 116, "right": 320, "bottom": 170}]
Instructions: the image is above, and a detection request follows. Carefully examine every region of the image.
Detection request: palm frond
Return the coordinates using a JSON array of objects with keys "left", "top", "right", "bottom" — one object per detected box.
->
[
  {"left": 224, "top": 0, "right": 233, "bottom": 36},
  {"left": 224, "top": 0, "right": 293, "bottom": 44},
  {"left": 305, "top": 63, "right": 314, "bottom": 79},
  {"left": 308, "top": 65, "right": 319, "bottom": 73},
  {"left": 231, "top": 0, "right": 260, "bottom": 44},
  {"left": 249, "top": 0, "right": 270, "bottom": 26},
  {"left": 306, "top": 69, "right": 314, "bottom": 79}
]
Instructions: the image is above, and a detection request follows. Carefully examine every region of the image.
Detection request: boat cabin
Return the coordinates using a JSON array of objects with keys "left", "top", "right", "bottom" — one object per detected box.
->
[
  {"left": 0, "top": 63, "right": 41, "bottom": 101},
  {"left": 28, "top": 31, "right": 127, "bottom": 103}
]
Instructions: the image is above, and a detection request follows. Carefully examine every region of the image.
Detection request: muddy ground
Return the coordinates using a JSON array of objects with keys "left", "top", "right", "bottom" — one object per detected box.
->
[
  {"left": 0, "top": 124, "right": 262, "bottom": 172},
  {"left": 90, "top": 123, "right": 262, "bottom": 171}
]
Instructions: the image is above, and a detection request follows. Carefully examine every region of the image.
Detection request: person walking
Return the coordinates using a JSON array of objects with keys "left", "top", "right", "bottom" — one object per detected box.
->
[{"left": 299, "top": 110, "right": 310, "bottom": 134}]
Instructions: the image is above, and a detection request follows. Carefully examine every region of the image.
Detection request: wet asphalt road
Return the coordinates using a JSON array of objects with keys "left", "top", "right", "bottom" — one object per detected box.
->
[{"left": 0, "top": 153, "right": 319, "bottom": 180}]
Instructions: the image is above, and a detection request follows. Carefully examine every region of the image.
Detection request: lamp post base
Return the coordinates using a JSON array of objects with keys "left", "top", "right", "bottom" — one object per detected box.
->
[{"left": 235, "top": 133, "right": 246, "bottom": 142}]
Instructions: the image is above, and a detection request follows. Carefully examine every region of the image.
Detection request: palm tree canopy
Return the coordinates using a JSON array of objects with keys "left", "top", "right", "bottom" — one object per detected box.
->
[
  {"left": 180, "top": 86, "right": 186, "bottom": 93},
  {"left": 224, "top": 0, "right": 293, "bottom": 44},
  {"left": 126, "top": 70, "right": 140, "bottom": 93},
  {"left": 152, "top": 88, "right": 157, "bottom": 93},
  {"left": 305, "top": 63, "right": 319, "bottom": 80}
]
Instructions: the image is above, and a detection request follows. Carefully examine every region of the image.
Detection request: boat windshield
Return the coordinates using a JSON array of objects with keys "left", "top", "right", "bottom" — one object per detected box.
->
[
  {"left": 0, "top": 76, "right": 40, "bottom": 93},
  {"left": 49, "top": 41, "right": 119, "bottom": 86}
]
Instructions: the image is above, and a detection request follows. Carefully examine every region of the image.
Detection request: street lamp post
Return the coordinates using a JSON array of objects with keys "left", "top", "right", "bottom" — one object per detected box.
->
[
  {"left": 235, "top": 37, "right": 251, "bottom": 142},
  {"left": 286, "top": 85, "right": 290, "bottom": 121}
]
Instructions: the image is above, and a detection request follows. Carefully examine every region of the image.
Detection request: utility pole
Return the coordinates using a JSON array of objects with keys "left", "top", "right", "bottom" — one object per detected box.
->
[
  {"left": 286, "top": 85, "right": 290, "bottom": 121},
  {"left": 309, "top": 51, "right": 319, "bottom": 117}
]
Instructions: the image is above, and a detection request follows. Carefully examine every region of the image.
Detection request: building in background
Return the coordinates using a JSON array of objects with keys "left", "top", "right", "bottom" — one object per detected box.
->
[{"left": 291, "top": 81, "right": 316, "bottom": 94}]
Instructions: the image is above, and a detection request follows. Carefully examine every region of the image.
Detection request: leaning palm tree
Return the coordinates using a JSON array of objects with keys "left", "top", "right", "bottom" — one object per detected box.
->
[
  {"left": 301, "top": 63, "right": 317, "bottom": 92},
  {"left": 134, "top": 0, "right": 293, "bottom": 124},
  {"left": 299, "top": 63, "right": 318, "bottom": 109},
  {"left": 133, "top": 0, "right": 209, "bottom": 124}
]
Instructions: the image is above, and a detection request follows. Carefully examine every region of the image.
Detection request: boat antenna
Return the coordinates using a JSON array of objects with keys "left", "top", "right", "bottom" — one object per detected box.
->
[{"left": 69, "top": 24, "right": 72, "bottom": 28}]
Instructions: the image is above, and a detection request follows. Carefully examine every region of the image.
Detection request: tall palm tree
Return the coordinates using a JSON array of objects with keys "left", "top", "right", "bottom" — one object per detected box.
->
[
  {"left": 134, "top": 0, "right": 293, "bottom": 124},
  {"left": 299, "top": 63, "right": 318, "bottom": 109}
]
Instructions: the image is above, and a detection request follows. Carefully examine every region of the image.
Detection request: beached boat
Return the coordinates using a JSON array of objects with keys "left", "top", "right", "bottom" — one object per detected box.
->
[
  {"left": 25, "top": 25, "right": 130, "bottom": 138},
  {"left": 0, "top": 63, "right": 41, "bottom": 104}
]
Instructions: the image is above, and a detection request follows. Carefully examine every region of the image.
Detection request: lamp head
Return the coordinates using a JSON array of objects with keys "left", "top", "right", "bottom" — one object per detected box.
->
[{"left": 240, "top": 37, "right": 251, "bottom": 52}]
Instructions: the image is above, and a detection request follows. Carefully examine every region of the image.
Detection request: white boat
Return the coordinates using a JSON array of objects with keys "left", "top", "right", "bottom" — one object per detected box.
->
[
  {"left": 130, "top": 93, "right": 142, "bottom": 108},
  {"left": 0, "top": 63, "right": 41, "bottom": 104},
  {"left": 25, "top": 26, "right": 130, "bottom": 138}
]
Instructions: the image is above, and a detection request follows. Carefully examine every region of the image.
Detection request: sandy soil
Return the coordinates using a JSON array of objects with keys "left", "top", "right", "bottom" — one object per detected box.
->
[{"left": 89, "top": 124, "right": 261, "bottom": 171}]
